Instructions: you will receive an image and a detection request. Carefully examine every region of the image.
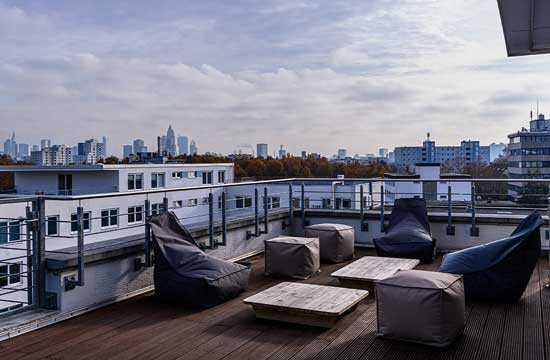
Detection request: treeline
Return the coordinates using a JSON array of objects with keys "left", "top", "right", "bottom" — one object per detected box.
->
[{"left": 190, "top": 154, "right": 389, "bottom": 179}]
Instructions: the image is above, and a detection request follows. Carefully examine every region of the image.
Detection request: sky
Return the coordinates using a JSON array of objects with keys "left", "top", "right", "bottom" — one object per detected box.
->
[{"left": 1, "top": 0, "right": 549, "bottom": 157}]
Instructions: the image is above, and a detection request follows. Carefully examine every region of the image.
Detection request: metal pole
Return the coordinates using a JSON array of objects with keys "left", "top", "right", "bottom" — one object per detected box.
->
[
  {"left": 221, "top": 191, "right": 227, "bottom": 245},
  {"left": 254, "top": 188, "right": 259, "bottom": 236},
  {"left": 288, "top": 184, "right": 294, "bottom": 226},
  {"left": 369, "top": 182, "right": 373, "bottom": 210},
  {"left": 447, "top": 185, "right": 455, "bottom": 235},
  {"left": 144, "top": 199, "right": 151, "bottom": 267},
  {"left": 547, "top": 196, "right": 550, "bottom": 288},
  {"left": 76, "top": 206, "right": 85, "bottom": 286},
  {"left": 25, "top": 205, "right": 34, "bottom": 307},
  {"left": 209, "top": 192, "right": 215, "bottom": 248},
  {"left": 360, "top": 184, "right": 364, "bottom": 215},
  {"left": 301, "top": 182, "right": 306, "bottom": 227},
  {"left": 380, "top": 184, "right": 385, "bottom": 232},
  {"left": 162, "top": 196, "right": 169, "bottom": 213},
  {"left": 470, "top": 184, "right": 479, "bottom": 236},
  {"left": 35, "top": 197, "right": 46, "bottom": 308},
  {"left": 263, "top": 187, "right": 269, "bottom": 235}
]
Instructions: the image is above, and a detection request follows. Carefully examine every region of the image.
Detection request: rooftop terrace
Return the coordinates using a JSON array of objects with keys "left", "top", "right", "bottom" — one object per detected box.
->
[{"left": 1, "top": 250, "right": 548, "bottom": 360}]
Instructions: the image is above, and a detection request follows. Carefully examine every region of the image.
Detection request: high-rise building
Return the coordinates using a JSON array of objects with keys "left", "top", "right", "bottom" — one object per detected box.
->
[
  {"left": 123, "top": 145, "right": 133, "bottom": 159},
  {"left": 40, "top": 139, "right": 51, "bottom": 150},
  {"left": 301, "top": 151, "right": 307, "bottom": 159},
  {"left": 337, "top": 149, "right": 347, "bottom": 159},
  {"left": 379, "top": 148, "right": 389, "bottom": 158},
  {"left": 31, "top": 145, "right": 39, "bottom": 152},
  {"left": 102, "top": 136, "right": 108, "bottom": 157},
  {"left": 77, "top": 139, "right": 103, "bottom": 164},
  {"left": 31, "top": 145, "right": 72, "bottom": 165},
  {"left": 3, "top": 132, "right": 17, "bottom": 159},
  {"left": 508, "top": 113, "right": 550, "bottom": 197},
  {"left": 177, "top": 136, "right": 189, "bottom": 155},
  {"left": 165, "top": 125, "right": 177, "bottom": 156},
  {"left": 278, "top": 145, "right": 286, "bottom": 159},
  {"left": 256, "top": 144, "right": 268, "bottom": 158},
  {"left": 18, "top": 144, "right": 29, "bottom": 159},
  {"left": 133, "top": 139, "right": 146, "bottom": 154},
  {"left": 189, "top": 140, "right": 198, "bottom": 155}
]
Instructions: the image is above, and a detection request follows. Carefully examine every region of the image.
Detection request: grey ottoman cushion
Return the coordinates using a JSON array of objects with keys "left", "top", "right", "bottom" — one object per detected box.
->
[
  {"left": 376, "top": 270, "right": 465, "bottom": 347},
  {"left": 305, "top": 223, "right": 354, "bottom": 262},
  {"left": 264, "top": 236, "right": 320, "bottom": 279}
]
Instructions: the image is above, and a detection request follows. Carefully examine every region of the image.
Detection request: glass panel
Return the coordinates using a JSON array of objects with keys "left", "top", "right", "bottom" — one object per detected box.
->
[
  {"left": 135, "top": 174, "right": 143, "bottom": 189},
  {"left": 128, "top": 174, "right": 135, "bottom": 190},
  {"left": 47, "top": 216, "right": 58, "bottom": 236},
  {"left": 71, "top": 214, "right": 78, "bottom": 232},
  {"left": 9, "top": 264, "right": 20, "bottom": 284},
  {"left": 110, "top": 209, "right": 118, "bottom": 226},
  {"left": 101, "top": 210, "right": 109, "bottom": 227},
  {"left": 0, "top": 265, "right": 7, "bottom": 287},
  {"left": 83, "top": 213, "right": 91, "bottom": 231},
  {"left": 0, "top": 222, "right": 7, "bottom": 244},
  {"left": 9, "top": 222, "right": 20, "bottom": 241}
]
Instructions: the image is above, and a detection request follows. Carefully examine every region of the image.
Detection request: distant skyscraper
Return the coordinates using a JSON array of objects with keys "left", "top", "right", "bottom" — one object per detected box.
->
[
  {"left": 40, "top": 139, "right": 51, "bottom": 150},
  {"left": 177, "top": 136, "right": 189, "bottom": 155},
  {"left": 3, "top": 132, "right": 17, "bottom": 159},
  {"left": 133, "top": 139, "right": 146, "bottom": 154},
  {"left": 31, "top": 144, "right": 40, "bottom": 152},
  {"left": 165, "top": 125, "right": 177, "bottom": 156},
  {"left": 301, "top": 151, "right": 307, "bottom": 159},
  {"left": 278, "top": 145, "right": 287, "bottom": 159},
  {"left": 379, "top": 148, "right": 389, "bottom": 158},
  {"left": 337, "top": 149, "right": 347, "bottom": 159},
  {"left": 102, "top": 136, "right": 108, "bottom": 157},
  {"left": 123, "top": 145, "right": 133, "bottom": 158},
  {"left": 189, "top": 140, "right": 198, "bottom": 155},
  {"left": 256, "top": 143, "right": 268, "bottom": 158},
  {"left": 77, "top": 139, "right": 103, "bottom": 163},
  {"left": 18, "top": 143, "right": 29, "bottom": 159}
]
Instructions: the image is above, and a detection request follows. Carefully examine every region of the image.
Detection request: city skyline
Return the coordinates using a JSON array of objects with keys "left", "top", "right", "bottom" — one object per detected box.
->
[{"left": 1, "top": 1, "right": 549, "bottom": 156}]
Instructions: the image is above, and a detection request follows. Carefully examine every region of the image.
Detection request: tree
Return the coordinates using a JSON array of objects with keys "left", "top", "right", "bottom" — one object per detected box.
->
[
  {"left": 0, "top": 155, "right": 15, "bottom": 192},
  {"left": 104, "top": 156, "right": 120, "bottom": 164}
]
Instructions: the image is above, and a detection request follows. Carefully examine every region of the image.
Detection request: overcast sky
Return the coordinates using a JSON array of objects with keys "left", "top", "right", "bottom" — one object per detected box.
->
[{"left": 1, "top": 0, "right": 549, "bottom": 157}]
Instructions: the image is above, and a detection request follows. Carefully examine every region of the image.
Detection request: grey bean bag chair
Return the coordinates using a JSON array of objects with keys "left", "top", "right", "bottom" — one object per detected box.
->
[
  {"left": 150, "top": 212, "right": 250, "bottom": 308},
  {"left": 440, "top": 211, "right": 543, "bottom": 302},
  {"left": 304, "top": 223, "right": 354, "bottom": 263},
  {"left": 373, "top": 198, "right": 436, "bottom": 263}
]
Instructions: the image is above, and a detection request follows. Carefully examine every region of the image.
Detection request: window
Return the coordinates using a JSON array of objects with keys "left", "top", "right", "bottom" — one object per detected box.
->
[
  {"left": 128, "top": 206, "right": 144, "bottom": 224},
  {"left": 0, "top": 221, "right": 21, "bottom": 243},
  {"left": 188, "top": 198, "right": 198, "bottom": 206},
  {"left": 101, "top": 209, "right": 119, "bottom": 228},
  {"left": 151, "top": 203, "right": 165, "bottom": 216},
  {"left": 218, "top": 196, "right": 223, "bottom": 209},
  {"left": 151, "top": 173, "right": 165, "bottom": 188},
  {"left": 172, "top": 200, "right": 183, "bottom": 208},
  {"left": 322, "top": 198, "right": 332, "bottom": 209},
  {"left": 265, "top": 196, "right": 281, "bottom": 209},
  {"left": 58, "top": 174, "right": 73, "bottom": 195},
  {"left": 293, "top": 197, "right": 310, "bottom": 208},
  {"left": 0, "top": 263, "right": 22, "bottom": 287},
  {"left": 187, "top": 171, "right": 197, "bottom": 179},
  {"left": 46, "top": 216, "right": 59, "bottom": 236},
  {"left": 70, "top": 212, "right": 91, "bottom": 233},
  {"left": 236, "top": 196, "right": 253, "bottom": 209},
  {"left": 172, "top": 171, "right": 183, "bottom": 179},
  {"left": 201, "top": 197, "right": 209, "bottom": 205},
  {"left": 342, "top": 198, "right": 352, "bottom": 209},
  {"left": 128, "top": 173, "right": 143, "bottom": 190},
  {"left": 202, "top": 171, "right": 213, "bottom": 184},
  {"left": 218, "top": 170, "right": 226, "bottom": 183}
]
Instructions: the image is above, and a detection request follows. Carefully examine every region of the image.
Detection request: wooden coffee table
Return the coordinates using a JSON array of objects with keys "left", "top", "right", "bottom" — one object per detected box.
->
[
  {"left": 331, "top": 256, "right": 420, "bottom": 291},
  {"left": 244, "top": 282, "right": 369, "bottom": 328}
]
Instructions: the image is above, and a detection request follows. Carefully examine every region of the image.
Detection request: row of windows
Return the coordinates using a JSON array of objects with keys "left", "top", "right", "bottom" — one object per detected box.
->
[
  {"left": 509, "top": 148, "right": 550, "bottom": 156},
  {"left": 0, "top": 263, "right": 22, "bottom": 287},
  {"left": 510, "top": 136, "right": 550, "bottom": 144},
  {"left": 0, "top": 221, "right": 21, "bottom": 243},
  {"left": 509, "top": 161, "right": 550, "bottom": 168},
  {"left": 234, "top": 196, "right": 281, "bottom": 209},
  {"left": 128, "top": 170, "right": 226, "bottom": 190}
]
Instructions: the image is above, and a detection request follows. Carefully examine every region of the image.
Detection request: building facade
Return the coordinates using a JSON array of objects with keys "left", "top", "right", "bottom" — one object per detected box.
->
[
  {"left": 177, "top": 136, "right": 189, "bottom": 156},
  {"left": 256, "top": 144, "right": 268, "bottom": 158}
]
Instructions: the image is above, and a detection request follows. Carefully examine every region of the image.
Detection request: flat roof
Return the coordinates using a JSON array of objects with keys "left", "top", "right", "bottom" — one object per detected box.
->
[{"left": 0, "top": 163, "right": 234, "bottom": 172}]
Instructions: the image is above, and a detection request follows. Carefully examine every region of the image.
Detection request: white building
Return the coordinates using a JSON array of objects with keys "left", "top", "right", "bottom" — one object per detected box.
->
[
  {"left": 31, "top": 145, "right": 73, "bottom": 166},
  {"left": 384, "top": 163, "right": 471, "bottom": 204}
]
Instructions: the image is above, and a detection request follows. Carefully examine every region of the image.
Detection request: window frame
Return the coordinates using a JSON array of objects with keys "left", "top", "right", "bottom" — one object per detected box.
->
[
  {"left": 0, "top": 262, "right": 22, "bottom": 287},
  {"left": 127, "top": 173, "right": 144, "bottom": 191},
  {"left": 70, "top": 212, "right": 92, "bottom": 234},
  {"left": 128, "top": 205, "right": 144, "bottom": 225},
  {"left": 101, "top": 208, "right": 119, "bottom": 229},
  {"left": 151, "top": 172, "right": 166, "bottom": 189},
  {"left": 46, "top": 215, "right": 59, "bottom": 236},
  {"left": 217, "top": 170, "right": 226, "bottom": 184},
  {"left": 202, "top": 171, "right": 213, "bottom": 185}
]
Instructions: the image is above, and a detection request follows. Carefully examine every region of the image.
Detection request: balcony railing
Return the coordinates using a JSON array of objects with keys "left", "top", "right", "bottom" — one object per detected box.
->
[{"left": 1, "top": 177, "right": 550, "bottom": 320}]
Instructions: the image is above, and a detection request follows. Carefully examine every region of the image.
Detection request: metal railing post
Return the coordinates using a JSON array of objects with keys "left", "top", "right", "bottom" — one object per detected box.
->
[
  {"left": 254, "top": 188, "right": 259, "bottom": 236},
  {"left": 380, "top": 184, "right": 385, "bottom": 232},
  {"left": 470, "top": 184, "right": 479, "bottom": 237},
  {"left": 301, "top": 182, "right": 306, "bottom": 227},
  {"left": 25, "top": 205, "right": 34, "bottom": 307},
  {"left": 162, "top": 196, "right": 169, "bottom": 213},
  {"left": 369, "top": 182, "right": 374, "bottom": 210},
  {"left": 221, "top": 191, "right": 227, "bottom": 245},
  {"left": 447, "top": 185, "right": 455, "bottom": 235},
  {"left": 263, "top": 187, "right": 269, "bottom": 235},
  {"left": 34, "top": 197, "right": 46, "bottom": 307},
  {"left": 76, "top": 206, "right": 85, "bottom": 286},
  {"left": 209, "top": 192, "right": 215, "bottom": 248},
  {"left": 144, "top": 199, "right": 151, "bottom": 267},
  {"left": 547, "top": 197, "right": 550, "bottom": 288},
  {"left": 288, "top": 184, "right": 294, "bottom": 226},
  {"left": 360, "top": 184, "right": 368, "bottom": 232}
]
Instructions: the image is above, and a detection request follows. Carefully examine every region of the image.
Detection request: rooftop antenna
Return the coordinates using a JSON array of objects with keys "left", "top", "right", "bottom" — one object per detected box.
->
[
  {"left": 530, "top": 104, "right": 533, "bottom": 120},
  {"left": 537, "top": 100, "right": 539, "bottom": 116},
  {"left": 426, "top": 132, "right": 430, "bottom": 141}
]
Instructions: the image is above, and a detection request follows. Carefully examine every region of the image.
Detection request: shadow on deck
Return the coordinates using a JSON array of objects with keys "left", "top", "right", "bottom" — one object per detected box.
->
[{"left": 1, "top": 250, "right": 549, "bottom": 360}]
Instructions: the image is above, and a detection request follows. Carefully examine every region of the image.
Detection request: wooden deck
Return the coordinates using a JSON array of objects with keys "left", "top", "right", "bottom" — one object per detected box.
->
[{"left": 1, "top": 250, "right": 549, "bottom": 360}]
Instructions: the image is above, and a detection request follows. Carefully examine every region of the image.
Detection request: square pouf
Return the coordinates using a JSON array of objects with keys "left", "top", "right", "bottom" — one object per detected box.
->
[
  {"left": 376, "top": 270, "right": 465, "bottom": 347},
  {"left": 304, "top": 223, "right": 354, "bottom": 262},
  {"left": 264, "top": 236, "right": 320, "bottom": 279}
]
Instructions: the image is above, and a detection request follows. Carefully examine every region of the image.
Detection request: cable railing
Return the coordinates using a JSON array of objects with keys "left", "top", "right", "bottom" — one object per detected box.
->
[{"left": 1, "top": 177, "right": 550, "bottom": 317}]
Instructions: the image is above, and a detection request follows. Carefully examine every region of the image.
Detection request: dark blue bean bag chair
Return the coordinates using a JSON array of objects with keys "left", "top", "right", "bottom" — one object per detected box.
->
[
  {"left": 440, "top": 211, "right": 543, "bottom": 302},
  {"left": 373, "top": 198, "right": 436, "bottom": 263},
  {"left": 150, "top": 212, "right": 250, "bottom": 308}
]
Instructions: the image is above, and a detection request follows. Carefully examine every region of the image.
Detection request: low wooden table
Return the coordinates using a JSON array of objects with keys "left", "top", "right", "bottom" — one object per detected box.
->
[
  {"left": 243, "top": 282, "right": 369, "bottom": 328},
  {"left": 331, "top": 256, "right": 420, "bottom": 291}
]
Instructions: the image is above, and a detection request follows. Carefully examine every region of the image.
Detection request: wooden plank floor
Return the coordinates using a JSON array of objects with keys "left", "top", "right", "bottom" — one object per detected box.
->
[{"left": 0, "top": 250, "right": 549, "bottom": 360}]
